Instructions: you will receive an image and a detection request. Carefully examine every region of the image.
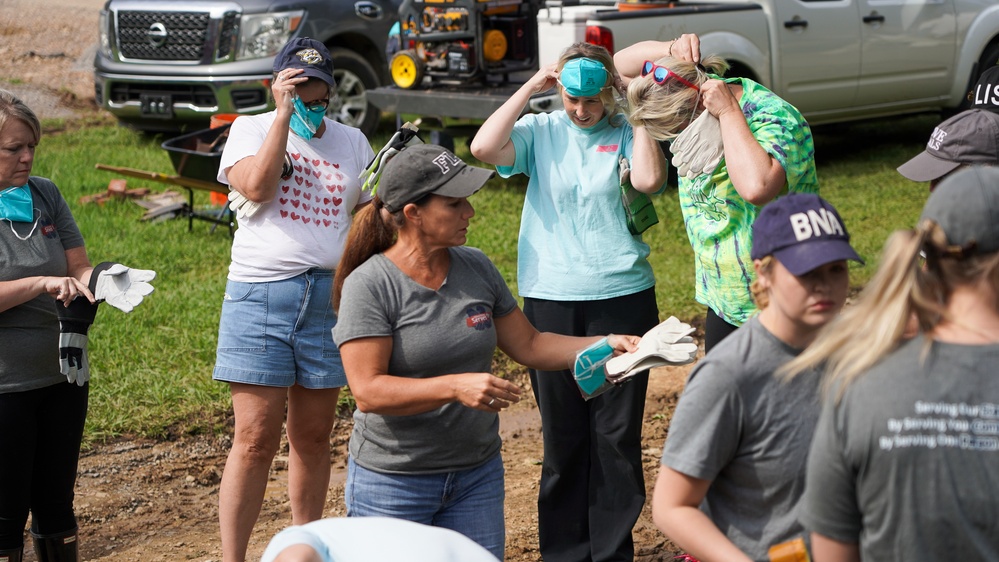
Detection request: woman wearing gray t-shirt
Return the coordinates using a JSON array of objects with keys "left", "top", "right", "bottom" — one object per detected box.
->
[
  {"left": 786, "top": 167, "right": 999, "bottom": 561},
  {"left": 331, "top": 144, "right": 641, "bottom": 560},
  {"left": 654, "top": 194, "right": 862, "bottom": 562}
]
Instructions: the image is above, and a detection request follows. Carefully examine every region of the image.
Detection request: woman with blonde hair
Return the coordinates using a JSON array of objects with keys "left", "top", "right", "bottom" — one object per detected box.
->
[
  {"left": 652, "top": 193, "right": 862, "bottom": 562},
  {"left": 615, "top": 38, "right": 818, "bottom": 352},
  {"left": 470, "top": 41, "right": 667, "bottom": 560},
  {"left": 785, "top": 166, "right": 999, "bottom": 561}
]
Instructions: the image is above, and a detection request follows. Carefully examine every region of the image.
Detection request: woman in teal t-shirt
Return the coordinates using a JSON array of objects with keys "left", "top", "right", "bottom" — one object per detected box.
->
[{"left": 471, "top": 43, "right": 668, "bottom": 561}]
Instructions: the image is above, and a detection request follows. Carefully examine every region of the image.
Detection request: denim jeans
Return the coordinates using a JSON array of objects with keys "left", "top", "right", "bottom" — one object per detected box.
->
[{"left": 345, "top": 453, "right": 505, "bottom": 560}]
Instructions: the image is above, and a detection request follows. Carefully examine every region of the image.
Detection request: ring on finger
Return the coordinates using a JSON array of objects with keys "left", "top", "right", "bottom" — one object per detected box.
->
[{"left": 488, "top": 398, "right": 496, "bottom": 407}]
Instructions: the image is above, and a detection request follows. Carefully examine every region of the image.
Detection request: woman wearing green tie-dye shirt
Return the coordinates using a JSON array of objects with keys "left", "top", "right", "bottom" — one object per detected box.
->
[{"left": 616, "top": 36, "right": 818, "bottom": 352}]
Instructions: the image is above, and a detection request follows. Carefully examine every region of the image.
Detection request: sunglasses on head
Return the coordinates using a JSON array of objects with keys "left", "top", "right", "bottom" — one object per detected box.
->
[{"left": 641, "top": 61, "right": 699, "bottom": 91}]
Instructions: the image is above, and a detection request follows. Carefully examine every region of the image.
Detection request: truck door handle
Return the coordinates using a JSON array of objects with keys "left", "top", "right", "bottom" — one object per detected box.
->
[
  {"left": 863, "top": 13, "right": 885, "bottom": 24},
  {"left": 783, "top": 19, "right": 808, "bottom": 30}
]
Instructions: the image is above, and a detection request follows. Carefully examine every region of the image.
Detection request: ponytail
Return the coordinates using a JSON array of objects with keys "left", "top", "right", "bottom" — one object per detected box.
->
[
  {"left": 781, "top": 228, "right": 927, "bottom": 394},
  {"left": 782, "top": 219, "right": 999, "bottom": 398},
  {"left": 332, "top": 197, "right": 400, "bottom": 311}
]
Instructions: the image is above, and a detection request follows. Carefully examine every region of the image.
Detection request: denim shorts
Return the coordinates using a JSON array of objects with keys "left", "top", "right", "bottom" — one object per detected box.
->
[
  {"left": 212, "top": 268, "right": 346, "bottom": 389},
  {"left": 345, "top": 454, "right": 506, "bottom": 560}
]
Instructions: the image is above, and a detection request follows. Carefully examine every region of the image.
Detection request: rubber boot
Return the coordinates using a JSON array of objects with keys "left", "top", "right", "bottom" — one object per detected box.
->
[
  {"left": 30, "top": 529, "right": 78, "bottom": 562},
  {"left": 0, "top": 546, "right": 23, "bottom": 562}
]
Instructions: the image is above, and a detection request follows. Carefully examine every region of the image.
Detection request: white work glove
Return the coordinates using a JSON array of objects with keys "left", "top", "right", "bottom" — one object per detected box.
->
[
  {"left": 670, "top": 110, "right": 724, "bottom": 179},
  {"left": 227, "top": 189, "right": 263, "bottom": 220},
  {"left": 55, "top": 297, "right": 99, "bottom": 386},
  {"left": 91, "top": 262, "right": 156, "bottom": 313},
  {"left": 360, "top": 122, "right": 423, "bottom": 195},
  {"left": 605, "top": 316, "right": 698, "bottom": 381}
]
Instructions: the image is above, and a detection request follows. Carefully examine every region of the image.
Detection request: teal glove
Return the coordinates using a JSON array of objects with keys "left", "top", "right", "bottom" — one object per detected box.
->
[{"left": 670, "top": 110, "right": 724, "bottom": 179}]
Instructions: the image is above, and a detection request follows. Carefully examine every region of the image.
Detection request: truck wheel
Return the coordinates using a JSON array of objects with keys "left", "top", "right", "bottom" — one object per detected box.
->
[
  {"left": 391, "top": 50, "right": 425, "bottom": 90},
  {"left": 329, "top": 48, "right": 382, "bottom": 138}
]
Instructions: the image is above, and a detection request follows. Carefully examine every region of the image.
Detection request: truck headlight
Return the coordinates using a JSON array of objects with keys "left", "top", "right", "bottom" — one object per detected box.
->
[
  {"left": 98, "top": 9, "right": 112, "bottom": 58},
  {"left": 237, "top": 10, "right": 305, "bottom": 60}
]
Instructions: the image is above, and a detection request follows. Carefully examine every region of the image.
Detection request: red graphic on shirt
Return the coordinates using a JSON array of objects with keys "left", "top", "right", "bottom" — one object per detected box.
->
[
  {"left": 596, "top": 144, "right": 619, "bottom": 153},
  {"left": 274, "top": 153, "right": 351, "bottom": 228}
]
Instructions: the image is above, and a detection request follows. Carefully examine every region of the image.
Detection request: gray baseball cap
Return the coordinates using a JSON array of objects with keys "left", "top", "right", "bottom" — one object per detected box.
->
[
  {"left": 379, "top": 145, "right": 494, "bottom": 212},
  {"left": 920, "top": 166, "right": 999, "bottom": 255},
  {"left": 897, "top": 109, "right": 999, "bottom": 182}
]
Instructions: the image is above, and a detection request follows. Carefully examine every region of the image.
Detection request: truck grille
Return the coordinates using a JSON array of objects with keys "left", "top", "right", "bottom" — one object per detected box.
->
[
  {"left": 108, "top": 82, "right": 217, "bottom": 107},
  {"left": 115, "top": 10, "right": 238, "bottom": 62}
]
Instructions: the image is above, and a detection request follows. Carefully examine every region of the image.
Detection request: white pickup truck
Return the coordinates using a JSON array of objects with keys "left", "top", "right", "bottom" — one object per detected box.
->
[
  {"left": 537, "top": 0, "right": 999, "bottom": 125},
  {"left": 368, "top": 0, "right": 999, "bottom": 129}
]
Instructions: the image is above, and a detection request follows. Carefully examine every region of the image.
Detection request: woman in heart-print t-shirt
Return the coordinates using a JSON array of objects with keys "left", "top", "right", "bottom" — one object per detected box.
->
[{"left": 211, "top": 37, "right": 374, "bottom": 562}]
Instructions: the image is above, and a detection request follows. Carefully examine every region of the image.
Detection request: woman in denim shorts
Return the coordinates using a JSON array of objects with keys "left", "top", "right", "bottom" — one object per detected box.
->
[{"left": 212, "top": 37, "right": 374, "bottom": 562}]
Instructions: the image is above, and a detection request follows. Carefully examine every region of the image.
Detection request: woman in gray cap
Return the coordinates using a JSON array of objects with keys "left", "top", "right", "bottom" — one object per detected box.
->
[
  {"left": 213, "top": 37, "right": 374, "bottom": 562},
  {"left": 785, "top": 166, "right": 999, "bottom": 561},
  {"left": 331, "top": 144, "right": 642, "bottom": 560}
]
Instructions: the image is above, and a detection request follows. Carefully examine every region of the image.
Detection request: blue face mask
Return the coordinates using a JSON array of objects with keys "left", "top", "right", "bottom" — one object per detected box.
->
[
  {"left": 289, "top": 96, "right": 327, "bottom": 141},
  {"left": 0, "top": 184, "right": 34, "bottom": 223}
]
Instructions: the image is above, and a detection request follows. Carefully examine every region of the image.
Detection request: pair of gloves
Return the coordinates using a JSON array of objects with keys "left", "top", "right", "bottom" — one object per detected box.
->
[
  {"left": 604, "top": 316, "right": 698, "bottom": 384},
  {"left": 56, "top": 262, "right": 156, "bottom": 385},
  {"left": 669, "top": 110, "right": 725, "bottom": 179},
  {"left": 360, "top": 122, "right": 423, "bottom": 195}
]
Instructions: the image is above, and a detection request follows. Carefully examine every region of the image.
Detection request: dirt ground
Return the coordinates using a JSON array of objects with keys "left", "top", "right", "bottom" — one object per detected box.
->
[
  {"left": 61, "top": 365, "right": 692, "bottom": 562},
  {"left": 1, "top": 2, "right": 693, "bottom": 560}
]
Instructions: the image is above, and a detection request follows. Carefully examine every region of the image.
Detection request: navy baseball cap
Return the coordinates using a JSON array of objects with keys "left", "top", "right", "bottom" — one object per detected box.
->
[
  {"left": 559, "top": 58, "right": 610, "bottom": 97},
  {"left": 273, "top": 37, "right": 335, "bottom": 87},
  {"left": 751, "top": 193, "right": 863, "bottom": 275},
  {"left": 921, "top": 166, "right": 999, "bottom": 256},
  {"left": 379, "top": 145, "right": 495, "bottom": 213}
]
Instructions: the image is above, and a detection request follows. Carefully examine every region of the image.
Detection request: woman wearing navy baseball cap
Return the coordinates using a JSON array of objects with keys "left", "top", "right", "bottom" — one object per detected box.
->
[
  {"left": 213, "top": 36, "right": 375, "bottom": 562},
  {"left": 786, "top": 166, "right": 999, "bottom": 561},
  {"left": 652, "top": 193, "right": 862, "bottom": 562}
]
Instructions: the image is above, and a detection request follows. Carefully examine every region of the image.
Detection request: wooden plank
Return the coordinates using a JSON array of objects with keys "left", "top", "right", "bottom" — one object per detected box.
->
[{"left": 94, "top": 164, "right": 229, "bottom": 194}]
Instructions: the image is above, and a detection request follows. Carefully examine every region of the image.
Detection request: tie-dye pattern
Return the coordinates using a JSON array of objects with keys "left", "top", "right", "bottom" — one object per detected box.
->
[{"left": 677, "top": 78, "right": 818, "bottom": 325}]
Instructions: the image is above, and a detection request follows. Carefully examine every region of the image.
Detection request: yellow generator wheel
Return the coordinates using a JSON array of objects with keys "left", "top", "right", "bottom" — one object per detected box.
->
[
  {"left": 391, "top": 50, "right": 425, "bottom": 89},
  {"left": 482, "top": 29, "right": 508, "bottom": 62}
]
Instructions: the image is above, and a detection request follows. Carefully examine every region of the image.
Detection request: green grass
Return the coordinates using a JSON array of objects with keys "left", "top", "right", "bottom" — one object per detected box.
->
[{"left": 30, "top": 112, "right": 935, "bottom": 441}]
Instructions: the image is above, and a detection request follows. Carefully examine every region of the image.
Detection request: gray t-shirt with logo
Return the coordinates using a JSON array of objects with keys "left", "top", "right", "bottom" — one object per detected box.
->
[
  {"left": 0, "top": 177, "right": 85, "bottom": 393},
  {"left": 661, "top": 316, "right": 820, "bottom": 561},
  {"left": 802, "top": 337, "right": 999, "bottom": 560},
  {"left": 334, "top": 246, "right": 518, "bottom": 474}
]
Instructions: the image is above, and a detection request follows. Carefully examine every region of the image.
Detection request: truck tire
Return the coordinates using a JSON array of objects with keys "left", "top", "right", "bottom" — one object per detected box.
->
[{"left": 329, "top": 47, "right": 382, "bottom": 137}]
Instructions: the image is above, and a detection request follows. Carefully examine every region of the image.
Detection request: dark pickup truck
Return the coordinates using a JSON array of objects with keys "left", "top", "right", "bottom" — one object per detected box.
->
[{"left": 93, "top": 0, "right": 401, "bottom": 136}]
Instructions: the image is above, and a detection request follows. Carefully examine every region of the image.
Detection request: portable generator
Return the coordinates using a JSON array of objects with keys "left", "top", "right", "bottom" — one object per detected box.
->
[{"left": 389, "top": 0, "right": 541, "bottom": 89}]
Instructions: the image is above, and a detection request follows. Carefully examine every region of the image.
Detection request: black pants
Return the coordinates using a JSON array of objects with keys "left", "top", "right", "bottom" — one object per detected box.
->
[
  {"left": 0, "top": 382, "right": 88, "bottom": 548},
  {"left": 525, "top": 288, "right": 659, "bottom": 562},
  {"left": 704, "top": 308, "right": 740, "bottom": 354}
]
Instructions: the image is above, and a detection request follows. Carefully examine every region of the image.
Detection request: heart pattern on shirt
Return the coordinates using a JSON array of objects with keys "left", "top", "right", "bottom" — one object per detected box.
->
[{"left": 276, "top": 152, "right": 351, "bottom": 228}]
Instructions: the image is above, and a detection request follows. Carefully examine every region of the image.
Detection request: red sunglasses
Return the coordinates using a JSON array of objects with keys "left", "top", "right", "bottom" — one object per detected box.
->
[{"left": 641, "top": 61, "right": 699, "bottom": 91}]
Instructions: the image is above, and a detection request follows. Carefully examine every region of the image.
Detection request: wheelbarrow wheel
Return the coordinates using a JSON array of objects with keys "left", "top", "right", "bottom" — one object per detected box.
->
[{"left": 391, "top": 50, "right": 425, "bottom": 90}]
